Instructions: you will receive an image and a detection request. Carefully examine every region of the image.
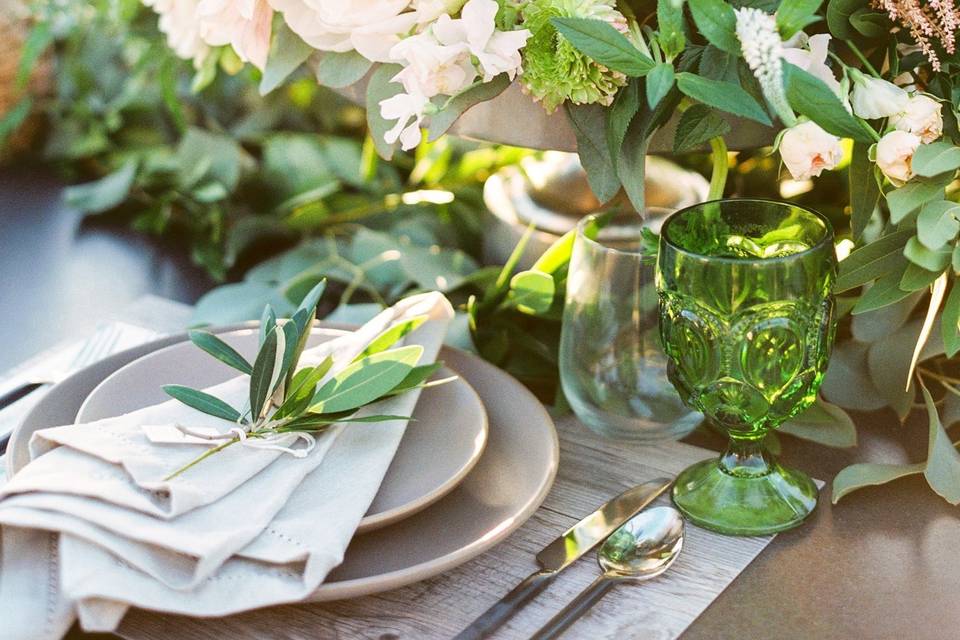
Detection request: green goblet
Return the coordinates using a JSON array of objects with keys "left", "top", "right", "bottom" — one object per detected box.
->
[{"left": 656, "top": 199, "right": 836, "bottom": 535}]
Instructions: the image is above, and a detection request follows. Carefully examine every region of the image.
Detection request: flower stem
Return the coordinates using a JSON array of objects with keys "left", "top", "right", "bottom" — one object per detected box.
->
[
  {"left": 846, "top": 41, "right": 881, "bottom": 78},
  {"left": 708, "top": 136, "right": 729, "bottom": 201}
]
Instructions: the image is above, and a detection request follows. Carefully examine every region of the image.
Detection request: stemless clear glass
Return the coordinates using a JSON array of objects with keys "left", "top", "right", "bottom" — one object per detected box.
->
[
  {"left": 657, "top": 199, "right": 837, "bottom": 536},
  {"left": 559, "top": 212, "right": 702, "bottom": 441}
]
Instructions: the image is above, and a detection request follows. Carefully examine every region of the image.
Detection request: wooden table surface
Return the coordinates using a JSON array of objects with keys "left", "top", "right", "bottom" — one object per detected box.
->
[{"left": 3, "top": 170, "right": 959, "bottom": 640}]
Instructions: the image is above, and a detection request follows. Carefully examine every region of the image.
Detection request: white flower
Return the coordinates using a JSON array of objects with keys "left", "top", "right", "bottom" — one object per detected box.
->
[
  {"left": 198, "top": 0, "right": 273, "bottom": 70},
  {"left": 782, "top": 33, "right": 840, "bottom": 96},
  {"left": 890, "top": 94, "right": 943, "bottom": 144},
  {"left": 876, "top": 130, "right": 922, "bottom": 186},
  {"left": 734, "top": 7, "right": 794, "bottom": 125},
  {"left": 413, "top": 0, "right": 466, "bottom": 22},
  {"left": 779, "top": 121, "right": 843, "bottom": 180},
  {"left": 143, "top": 0, "right": 209, "bottom": 65},
  {"left": 390, "top": 31, "right": 476, "bottom": 97},
  {"left": 433, "top": 0, "right": 530, "bottom": 81},
  {"left": 268, "top": 0, "right": 420, "bottom": 63},
  {"left": 380, "top": 90, "right": 430, "bottom": 150},
  {"left": 849, "top": 71, "right": 909, "bottom": 119}
]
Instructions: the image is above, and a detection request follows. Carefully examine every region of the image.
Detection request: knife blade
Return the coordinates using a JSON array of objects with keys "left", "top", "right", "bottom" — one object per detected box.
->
[{"left": 452, "top": 477, "right": 672, "bottom": 640}]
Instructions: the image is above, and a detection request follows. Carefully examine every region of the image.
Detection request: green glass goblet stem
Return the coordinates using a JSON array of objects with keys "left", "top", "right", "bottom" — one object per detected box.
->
[{"left": 656, "top": 199, "right": 837, "bottom": 536}]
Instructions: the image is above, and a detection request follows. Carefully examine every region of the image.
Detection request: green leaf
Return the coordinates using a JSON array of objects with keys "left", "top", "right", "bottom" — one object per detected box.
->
[
  {"left": 656, "top": 0, "right": 687, "bottom": 58},
  {"left": 366, "top": 64, "right": 404, "bottom": 160},
  {"left": 942, "top": 280, "right": 960, "bottom": 357},
  {"left": 676, "top": 73, "right": 771, "bottom": 125},
  {"left": 688, "top": 0, "right": 740, "bottom": 55},
  {"left": 315, "top": 50, "right": 373, "bottom": 89},
  {"left": 836, "top": 229, "right": 913, "bottom": 292},
  {"left": 921, "top": 384, "right": 960, "bottom": 504},
  {"left": 355, "top": 316, "right": 428, "bottom": 361},
  {"left": 783, "top": 63, "right": 871, "bottom": 141},
  {"left": 551, "top": 18, "right": 655, "bottom": 76},
  {"left": 900, "top": 261, "right": 944, "bottom": 292},
  {"left": 188, "top": 331, "right": 253, "bottom": 375},
  {"left": 310, "top": 345, "right": 424, "bottom": 414},
  {"left": 428, "top": 74, "right": 511, "bottom": 141},
  {"left": 567, "top": 103, "right": 621, "bottom": 203},
  {"left": 176, "top": 128, "right": 244, "bottom": 192},
  {"left": 385, "top": 362, "right": 445, "bottom": 397},
  {"left": 260, "top": 305, "right": 277, "bottom": 346},
  {"left": 0, "top": 97, "right": 32, "bottom": 149},
  {"left": 887, "top": 176, "right": 951, "bottom": 223},
  {"left": 260, "top": 21, "right": 314, "bottom": 94},
  {"left": 821, "top": 342, "right": 888, "bottom": 411},
  {"left": 607, "top": 80, "right": 641, "bottom": 165},
  {"left": 646, "top": 64, "right": 675, "bottom": 110},
  {"left": 851, "top": 291, "right": 922, "bottom": 342},
  {"left": 295, "top": 279, "right": 326, "bottom": 326},
  {"left": 917, "top": 200, "right": 960, "bottom": 249},
  {"left": 852, "top": 261, "right": 912, "bottom": 313},
  {"left": 954, "top": 245, "right": 960, "bottom": 273},
  {"left": 867, "top": 318, "right": 945, "bottom": 419},
  {"left": 16, "top": 22, "right": 53, "bottom": 89},
  {"left": 672, "top": 104, "right": 731, "bottom": 154},
  {"left": 776, "top": 0, "right": 824, "bottom": 38},
  {"left": 831, "top": 461, "right": 924, "bottom": 503},
  {"left": 849, "top": 8, "right": 888, "bottom": 37},
  {"left": 911, "top": 141, "right": 960, "bottom": 178},
  {"left": 274, "top": 358, "right": 334, "bottom": 419},
  {"left": 250, "top": 328, "right": 281, "bottom": 419},
  {"left": 903, "top": 236, "right": 951, "bottom": 272},
  {"left": 826, "top": 0, "right": 868, "bottom": 39},
  {"left": 163, "top": 385, "right": 242, "bottom": 423},
  {"left": 849, "top": 141, "right": 879, "bottom": 241},
  {"left": 780, "top": 397, "right": 857, "bottom": 448},
  {"left": 64, "top": 161, "right": 137, "bottom": 214},
  {"left": 508, "top": 270, "right": 556, "bottom": 315},
  {"left": 282, "top": 413, "right": 410, "bottom": 432}
]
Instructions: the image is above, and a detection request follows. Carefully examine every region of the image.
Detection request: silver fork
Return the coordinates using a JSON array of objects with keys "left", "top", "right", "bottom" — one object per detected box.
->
[{"left": 0, "top": 324, "right": 123, "bottom": 454}]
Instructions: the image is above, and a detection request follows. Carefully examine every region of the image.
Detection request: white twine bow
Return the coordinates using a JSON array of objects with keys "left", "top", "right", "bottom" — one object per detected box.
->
[{"left": 171, "top": 423, "right": 318, "bottom": 458}]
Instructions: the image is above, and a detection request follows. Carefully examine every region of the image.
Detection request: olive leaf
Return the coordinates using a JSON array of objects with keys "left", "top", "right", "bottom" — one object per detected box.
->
[
  {"left": 274, "top": 357, "right": 334, "bottom": 419},
  {"left": 188, "top": 330, "right": 252, "bottom": 375},
  {"left": 309, "top": 345, "right": 424, "bottom": 414},
  {"left": 250, "top": 327, "right": 283, "bottom": 419},
  {"left": 355, "top": 316, "right": 428, "bottom": 362},
  {"left": 162, "top": 385, "right": 242, "bottom": 423}
]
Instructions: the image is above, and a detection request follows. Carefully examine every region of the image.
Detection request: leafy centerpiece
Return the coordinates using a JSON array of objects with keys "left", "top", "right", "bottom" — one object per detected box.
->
[{"left": 161, "top": 280, "right": 451, "bottom": 479}]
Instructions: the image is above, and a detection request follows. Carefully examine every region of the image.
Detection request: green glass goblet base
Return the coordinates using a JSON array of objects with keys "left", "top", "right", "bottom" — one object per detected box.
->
[{"left": 671, "top": 443, "right": 818, "bottom": 536}]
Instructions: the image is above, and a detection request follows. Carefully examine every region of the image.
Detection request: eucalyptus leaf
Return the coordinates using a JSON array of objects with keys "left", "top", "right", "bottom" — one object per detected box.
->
[
  {"left": 428, "top": 74, "right": 511, "bottom": 141},
  {"left": 921, "top": 384, "right": 960, "bottom": 504},
  {"left": 688, "top": 0, "right": 740, "bottom": 54},
  {"left": 849, "top": 141, "right": 879, "bottom": 241},
  {"left": 673, "top": 104, "right": 731, "bottom": 154},
  {"left": 310, "top": 345, "right": 424, "bottom": 414},
  {"left": 852, "top": 261, "right": 912, "bottom": 313},
  {"left": 903, "top": 236, "right": 951, "bottom": 272},
  {"left": 64, "top": 161, "right": 137, "bottom": 214},
  {"left": 821, "top": 342, "right": 888, "bottom": 411},
  {"left": 366, "top": 64, "right": 404, "bottom": 160},
  {"left": 887, "top": 176, "right": 951, "bottom": 223},
  {"left": 943, "top": 279, "right": 960, "bottom": 357},
  {"left": 916, "top": 200, "right": 960, "bottom": 250},
  {"left": 851, "top": 291, "right": 922, "bottom": 343},
  {"left": 867, "top": 318, "right": 945, "bottom": 419},
  {"left": 260, "top": 22, "right": 313, "bottom": 95},
  {"left": 676, "top": 73, "right": 772, "bottom": 125},
  {"left": 831, "top": 461, "right": 925, "bottom": 503},
  {"left": 315, "top": 50, "right": 373, "bottom": 89},
  {"left": 188, "top": 331, "right": 253, "bottom": 375},
  {"left": 837, "top": 229, "right": 913, "bottom": 293},
  {"left": 355, "top": 316, "right": 428, "bottom": 361},
  {"left": 911, "top": 141, "right": 960, "bottom": 178},
  {"left": 900, "top": 261, "right": 944, "bottom": 291},
  {"left": 162, "top": 385, "right": 242, "bottom": 422},
  {"left": 551, "top": 18, "right": 655, "bottom": 76},
  {"left": 779, "top": 397, "right": 857, "bottom": 448}
]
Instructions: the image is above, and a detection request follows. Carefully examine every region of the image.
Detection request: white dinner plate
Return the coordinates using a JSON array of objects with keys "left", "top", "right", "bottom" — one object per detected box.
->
[
  {"left": 75, "top": 328, "right": 488, "bottom": 534},
  {"left": 9, "top": 324, "right": 558, "bottom": 602}
]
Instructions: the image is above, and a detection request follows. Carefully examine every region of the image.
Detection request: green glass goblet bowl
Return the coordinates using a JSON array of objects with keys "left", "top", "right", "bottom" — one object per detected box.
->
[{"left": 656, "top": 199, "right": 837, "bottom": 535}]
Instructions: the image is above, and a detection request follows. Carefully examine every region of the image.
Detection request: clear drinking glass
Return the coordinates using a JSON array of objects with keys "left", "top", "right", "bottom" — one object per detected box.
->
[
  {"left": 559, "top": 212, "right": 702, "bottom": 441},
  {"left": 657, "top": 199, "right": 837, "bottom": 535}
]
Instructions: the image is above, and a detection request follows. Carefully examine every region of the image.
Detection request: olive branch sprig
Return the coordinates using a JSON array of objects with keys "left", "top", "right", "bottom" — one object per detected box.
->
[{"left": 161, "top": 281, "right": 452, "bottom": 480}]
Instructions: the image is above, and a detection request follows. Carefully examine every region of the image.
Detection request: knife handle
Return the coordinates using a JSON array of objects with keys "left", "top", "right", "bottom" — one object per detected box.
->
[
  {"left": 0, "top": 382, "right": 44, "bottom": 412},
  {"left": 529, "top": 576, "right": 615, "bottom": 640},
  {"left": 453, "top": 569, "right": 555, "bottom": 640}
]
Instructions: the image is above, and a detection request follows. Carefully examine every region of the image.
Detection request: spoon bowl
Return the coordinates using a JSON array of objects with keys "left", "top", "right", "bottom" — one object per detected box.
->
[
  {"left": 530, "top": 506, "right": 685, "bottom": 640},
  {"left": 598, "top": 506, "right": 684, "bottom": 579}
]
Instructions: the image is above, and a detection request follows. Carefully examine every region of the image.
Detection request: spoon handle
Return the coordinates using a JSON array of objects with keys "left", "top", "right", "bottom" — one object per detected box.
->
[{"left": 528, "top": 576, "right": 615, "bottom": 640}]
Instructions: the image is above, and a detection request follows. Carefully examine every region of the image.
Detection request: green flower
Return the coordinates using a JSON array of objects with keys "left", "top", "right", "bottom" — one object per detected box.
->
[{"left": 519, "top": 0, "right": 628, "bottom": 113}]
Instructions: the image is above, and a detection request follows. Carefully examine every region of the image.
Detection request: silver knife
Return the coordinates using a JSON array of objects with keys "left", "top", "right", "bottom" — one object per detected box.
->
[{"left": 452, "top": 477, "right": 672, "bottom": 640}]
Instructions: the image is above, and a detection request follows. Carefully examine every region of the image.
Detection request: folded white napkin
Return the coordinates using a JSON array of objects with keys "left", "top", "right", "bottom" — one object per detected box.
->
[{"left": 0, "top": 292, "right": 453, "bottom": 639}]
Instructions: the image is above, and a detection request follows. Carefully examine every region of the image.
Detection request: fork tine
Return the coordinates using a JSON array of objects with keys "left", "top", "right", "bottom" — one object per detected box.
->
[{"left": 77, "top": 325, "right": 122, "bottom": 369}]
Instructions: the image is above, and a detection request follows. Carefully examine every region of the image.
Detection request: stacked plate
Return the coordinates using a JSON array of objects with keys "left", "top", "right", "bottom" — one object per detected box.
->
[{"left": 7, "top": 325, "right": 560, "bottom": 601}]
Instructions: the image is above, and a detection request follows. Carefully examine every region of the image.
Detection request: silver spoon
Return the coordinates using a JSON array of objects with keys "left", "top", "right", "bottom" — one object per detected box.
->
[{"left": 529, "top": 506, "right": 685, "bottom": 640}]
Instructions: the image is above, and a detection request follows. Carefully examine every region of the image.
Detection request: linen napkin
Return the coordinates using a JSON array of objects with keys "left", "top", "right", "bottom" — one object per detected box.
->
[{"left": 0, "top": 292, "right": 453, "bottom": 639}]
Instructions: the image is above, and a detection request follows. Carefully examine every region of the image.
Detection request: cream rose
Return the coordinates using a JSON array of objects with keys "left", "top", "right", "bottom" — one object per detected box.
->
[
  {"left": 143, "top": 0, "right": 209, "bottom": 65},
  {"left": 198, "top": 0, "right": 273, "bottom": 70},
  {"left": 890, "top": 94, "right": 943, "bottom": 144},
  {"left": 849, "top": 71, "right": 909, "bottom": 119},
  {"left": 876, "top": 130, "right": 922, "bottom": 186},
  {"left": 779, "top": 121, "right": 843, "bottom": 180},
  {"left": 268, "top": 0, "right": 419, "bottom": 63}
]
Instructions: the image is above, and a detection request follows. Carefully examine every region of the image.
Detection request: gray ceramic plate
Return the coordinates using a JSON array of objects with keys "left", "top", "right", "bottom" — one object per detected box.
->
[
  {"left": 8, "top": 326, "right": 559, "bottom": 601},
  {"left": 74, "top": 328, "right": 489, "bottom": 534}
]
